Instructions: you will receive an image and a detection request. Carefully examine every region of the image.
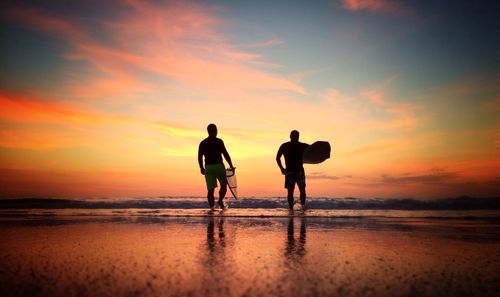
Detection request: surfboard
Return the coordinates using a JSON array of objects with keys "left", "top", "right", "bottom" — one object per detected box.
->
[
  {"left": 303, "top": 141, "right": 331, "bottom": 164},
  {"left": 225, "top": 168, "right": 238, "bottom": 199}
]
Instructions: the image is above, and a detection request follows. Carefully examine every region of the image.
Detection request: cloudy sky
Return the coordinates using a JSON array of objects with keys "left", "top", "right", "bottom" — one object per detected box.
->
[{"left": 1, "top": 0, "right": 499, "bottom": 198}]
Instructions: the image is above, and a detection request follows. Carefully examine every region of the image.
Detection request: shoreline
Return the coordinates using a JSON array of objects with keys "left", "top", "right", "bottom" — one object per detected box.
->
[{"left": 1, "top": 208, "right": 500, "bottom": 221}]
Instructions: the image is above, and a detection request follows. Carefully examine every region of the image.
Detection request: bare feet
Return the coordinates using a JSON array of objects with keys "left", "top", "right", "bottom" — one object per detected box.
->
[{"left": 217, "top": 200, "right": 228, "bottom": 210}]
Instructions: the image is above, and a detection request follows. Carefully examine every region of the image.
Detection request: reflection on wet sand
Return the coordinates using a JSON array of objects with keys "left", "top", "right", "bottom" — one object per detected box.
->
[
  {"left": 285, "top": 217, "right": 306, "bottom": 261},
  {"left": 279, "top": 217, "right": 313, "bottom": 295},
  {"left": 198, "top": 217, "right": 234, "bottom": 294},
  {"left": 0, "top": 217, "right": 499, "bottom": 297},
  {"left": 205, "top": 217, "right": 226, "bottom": 265}
]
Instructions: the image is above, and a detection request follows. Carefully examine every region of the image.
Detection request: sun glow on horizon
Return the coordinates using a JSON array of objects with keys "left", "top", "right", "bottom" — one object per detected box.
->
[{"left": 1, "top": 0, "right": 499, "bottom": 198}]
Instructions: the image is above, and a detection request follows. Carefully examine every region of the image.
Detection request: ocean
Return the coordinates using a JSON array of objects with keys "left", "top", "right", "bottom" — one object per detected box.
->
[{"left": 1, "top": 196, "right": 499, "bottom": 219}]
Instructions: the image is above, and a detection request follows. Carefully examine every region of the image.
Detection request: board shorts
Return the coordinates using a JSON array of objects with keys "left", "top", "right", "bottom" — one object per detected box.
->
[
  {"left": 205, "top": 163, "right": 227, "bottom": 190},
  {"left": 285, "top": 169, "right": 306, "bottom": 189}
]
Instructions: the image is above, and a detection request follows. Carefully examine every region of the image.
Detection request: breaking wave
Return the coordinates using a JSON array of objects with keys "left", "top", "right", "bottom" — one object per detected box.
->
[{"left": 1, "top": 196, "right": 499, "bottom": 210}]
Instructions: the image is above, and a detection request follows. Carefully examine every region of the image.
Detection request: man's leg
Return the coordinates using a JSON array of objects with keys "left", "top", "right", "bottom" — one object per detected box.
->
[
  {"left": 218, "top": 183, "right": 227, "bottom": 207},
  {"left": 216, "top": 164, "right": 228, "bottom": 208},
  {"left": 285, "top": 171, "right": 295, "bottom": 210},
  {"left": 297, "top": 170, "right": 306, "bottom": 209},
  {"left": 287, "top": 186, "right": 295, "bottom": 210},
  {"left": 298, "top": 185, "right": 306, "bottom": 207},
  {"left": 207, "top": 189, "right": 215, "bottom": 209}
]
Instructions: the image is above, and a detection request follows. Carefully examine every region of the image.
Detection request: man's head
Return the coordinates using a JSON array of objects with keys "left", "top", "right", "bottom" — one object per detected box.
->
[
  {"left": 207, "top": 123, "right": 218, "bottom": 138},
  {"left": 290, "top": 130, "right": 299, "bottom": 142}
]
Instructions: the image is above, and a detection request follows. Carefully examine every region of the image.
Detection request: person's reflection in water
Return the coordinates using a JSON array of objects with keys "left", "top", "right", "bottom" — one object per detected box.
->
[
  {"left": 206, "top": 217, "right": 226, "bottom": 266},
  {"left": 277, "top": 217, "right": 309, "bottom": 294},
  {"left": 285, "top": 217, "right": 307, "bottom": 263},
  {"left": 194, "top": 217, "right": 232, "bottom": 296}
]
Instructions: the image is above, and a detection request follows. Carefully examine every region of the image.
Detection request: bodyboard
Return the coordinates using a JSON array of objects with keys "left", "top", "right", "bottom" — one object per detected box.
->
[
  {"left": 225, "top": 168, "right": 238, "bottom": 199},
  {"left": 303, "top": 141, "right": 331, "bottom": 164}
]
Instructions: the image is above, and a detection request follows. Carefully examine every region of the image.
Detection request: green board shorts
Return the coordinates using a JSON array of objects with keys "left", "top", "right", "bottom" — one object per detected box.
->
[{"left": 204, "top": 163, "right": 227, "bottom": 190}]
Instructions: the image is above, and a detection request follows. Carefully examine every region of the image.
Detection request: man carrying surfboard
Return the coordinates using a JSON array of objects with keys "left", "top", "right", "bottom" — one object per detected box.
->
[
  {"left": 198, "top": 123, "right": 234, "bottom": 211},
  {"left": 276, "top": 130, "right": 309, "bottom": 211}
]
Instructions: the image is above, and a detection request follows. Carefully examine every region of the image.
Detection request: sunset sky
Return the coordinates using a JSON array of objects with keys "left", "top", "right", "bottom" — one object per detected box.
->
[{"left": 1, "top": 0, "right": 499, "bottom": 198}]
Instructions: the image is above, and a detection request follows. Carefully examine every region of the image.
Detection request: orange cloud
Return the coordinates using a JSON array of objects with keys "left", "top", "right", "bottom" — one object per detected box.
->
[
  {"left": 343, "top": 139, "right": 408, "bottom": 156},
  {"left": 341, "top": 0, "right": 408, "bottom": 15},
  {"left": 0, "top": 91, "right": 210, "bottom": 155},
  {"left": 0, "top": 92, "right": 103, "bottom": 124},
  {"left": 0, "top": 129, "right": 81, "bottom": 149},
  {"left": 0, "top": 91, "right": 203, "bottom": 129},
  {"left": 0, "top": 91, "right": 133, "bottom": 151},
  {"left": 154, "top": 122, "right": 205, "bottom": 139},
  {"left": 0, "top": 167, "right": 192, "bottom": 198}
]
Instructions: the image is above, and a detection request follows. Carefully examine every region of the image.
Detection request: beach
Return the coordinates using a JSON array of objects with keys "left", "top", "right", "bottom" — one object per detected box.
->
[{"left": 1, "top": 212, "right": 499, "bottom": 297}]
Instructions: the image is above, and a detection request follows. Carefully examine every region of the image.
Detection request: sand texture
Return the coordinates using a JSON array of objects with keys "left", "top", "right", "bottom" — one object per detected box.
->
[{"left": 1, "top": 216, "right": 499, "bottom": 297}]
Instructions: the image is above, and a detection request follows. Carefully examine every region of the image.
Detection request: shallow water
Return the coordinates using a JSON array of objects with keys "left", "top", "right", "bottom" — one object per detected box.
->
[
  {"left": 1, "top": 216, "right": 499, "bottom": 297},
  {"left": 1, "top": 196, "right": 499, "bottom": 213},
  {"left": 2, "top": 207, "right": 500, "bottom": 220}
]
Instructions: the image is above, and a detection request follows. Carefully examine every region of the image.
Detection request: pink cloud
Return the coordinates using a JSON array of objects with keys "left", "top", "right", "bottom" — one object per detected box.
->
[
  {"left": 341, "top": 0, "right": 409, "bottom": 15},
  {"left": 361, "top": 90, "right": 384, "bottom": 104},
  {"left": 360, "top": 76, "right": 397, "bottom": 104},
  {"left": 239, "top": 38, "right": 285, "bottom": 48},
  {"left": 482, "top": 98, "right": 500, "bottom": 110},
  {"left": 6, "top": 1, "right": 304, "bottom": 98},
  {"left": 320, "top": 81, "right": 420, "bottom": 132}
]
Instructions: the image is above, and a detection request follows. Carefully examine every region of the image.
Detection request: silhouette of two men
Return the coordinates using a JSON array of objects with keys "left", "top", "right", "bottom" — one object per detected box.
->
[{"left": 198, "top": 124, "right": 308, "bottom": 210}]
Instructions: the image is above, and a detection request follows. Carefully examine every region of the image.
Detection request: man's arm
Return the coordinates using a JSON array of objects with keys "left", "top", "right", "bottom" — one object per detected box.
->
[
  {"left": 276, "top": 145, "right": 286, "bottom": 175},
  {"left": 198, "top": 142, "right": 205, "bottom": 175},
  {"left": 221, "top": 142, "right": 234, "bottom": 169}
]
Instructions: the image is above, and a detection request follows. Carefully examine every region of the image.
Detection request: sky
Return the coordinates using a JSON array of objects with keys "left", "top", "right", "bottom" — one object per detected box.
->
[{"left": 1, "top": 0, "right": 499, "bottom": 199}]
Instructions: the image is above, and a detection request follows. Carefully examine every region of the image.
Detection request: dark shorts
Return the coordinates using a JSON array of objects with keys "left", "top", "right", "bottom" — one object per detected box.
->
[{"left": 284, "top": 170, "right": 305, "bottom": 189}]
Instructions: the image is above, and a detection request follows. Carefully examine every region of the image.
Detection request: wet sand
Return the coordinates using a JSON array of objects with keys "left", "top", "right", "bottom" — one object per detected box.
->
[{"left": 1, "top": 216, "right": 499, "bottom": 297}]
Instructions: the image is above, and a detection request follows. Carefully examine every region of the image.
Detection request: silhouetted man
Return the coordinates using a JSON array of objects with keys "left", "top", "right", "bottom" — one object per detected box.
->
[
  {"left": 276, "top": 130, "right": 309, "bottom": 210},
  {"left": 198, "top": 124, "right": 234, "bottom": 211}
]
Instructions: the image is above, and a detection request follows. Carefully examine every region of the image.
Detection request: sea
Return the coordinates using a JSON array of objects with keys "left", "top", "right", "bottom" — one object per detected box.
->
[{"left": 1, "top": 196, "right": 499, "bottom": 219}]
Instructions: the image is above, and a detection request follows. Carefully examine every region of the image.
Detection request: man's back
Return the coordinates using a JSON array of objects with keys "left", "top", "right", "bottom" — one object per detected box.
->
[
  {"left": 276, "top": 130, "right": 309, "bottom": 210},
  {"left": 279, "top": 141, "right": 309, "bottom": 171},
  {"left": 199, "top": 137, "right": 225, "bottom": 165}
]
